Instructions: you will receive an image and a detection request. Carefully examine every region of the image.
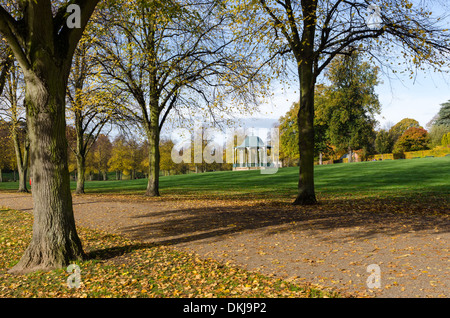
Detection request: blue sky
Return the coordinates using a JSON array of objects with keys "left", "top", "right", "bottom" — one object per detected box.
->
[
  {"left": 253, "top": 68, "right": 450, "bottom": 131},
  {"left": 375, "top": 70, "right": 450, "bottom": 129}
]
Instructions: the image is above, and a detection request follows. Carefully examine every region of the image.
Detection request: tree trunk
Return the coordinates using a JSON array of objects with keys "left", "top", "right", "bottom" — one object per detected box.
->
[
  {"left": 18, "top": 137, "right": 30, "bottom": 193},
  {"left": 19, "top": 165, "right": 28, "bottom": 192},
  {"left": 9, "top": 72, "right": 84, "bottom": 274},
  {"left": 145, "top": 112, "right": 160, "bottom": 196},
  {"left": 293, "top": 0, "right": 318, "bottom": 206},
  {"left": 75, "top": 154, "right": 85, "bottom": 194},
  {"left": 293, "top": 72, "right": 317, "bottom": 205},
  {"left": 348, "top": 148, "right": 353, "bottom": 163}
]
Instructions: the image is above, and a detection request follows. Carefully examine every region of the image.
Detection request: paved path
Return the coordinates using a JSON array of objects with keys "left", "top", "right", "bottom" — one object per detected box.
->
[{"left": 0, "top": 192, "right": 448, "bottom": 298}]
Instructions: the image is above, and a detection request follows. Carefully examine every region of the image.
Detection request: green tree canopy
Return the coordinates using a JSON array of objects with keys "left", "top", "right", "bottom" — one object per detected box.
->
[
  {"left": 375, "top": 129, "right": 394, "bottom": 154},
  {"left": 321, "top": 52, "right": 380, "bottom": 159},
  {"left": 279, "top": 84, "right": 333, "bottom": 166},
  {"left": 434, "top": 101, "right": 450, "bottom": 127}
]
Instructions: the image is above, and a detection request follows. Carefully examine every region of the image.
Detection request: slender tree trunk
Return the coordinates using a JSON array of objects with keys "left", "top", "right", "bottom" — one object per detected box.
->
[
  {"left": 9, "top": 72, "right": 84, "bottom": 273},
  {"left": 75, "top": 154, "right": 85, "bottom": 194},
  {"left": 16, "top": 141, "right": 30, "bottom": 193},
  {"left": 145, "top": 109, "right": 160, "bottom": 197},
  {"left": 12, "top": 125, "right": 30, "bottom": 192},
  {"left": 19, "top": 165, "right": 28, "bottom": 192}
]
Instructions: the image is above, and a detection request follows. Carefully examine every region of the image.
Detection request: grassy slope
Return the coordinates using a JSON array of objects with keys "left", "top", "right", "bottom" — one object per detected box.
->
[
  {"left": 1, "top": 156, "right": 449, "bottom": 199},
  {"left": 81, "top": 156, "right": 450, "bottom": 199}
]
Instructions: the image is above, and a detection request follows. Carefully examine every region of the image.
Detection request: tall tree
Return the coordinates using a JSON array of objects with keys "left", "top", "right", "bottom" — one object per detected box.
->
[
  {"left": 67, "top": 33, "right": 121, "bottom": 194},
  {"left": 393, "top": 126, "right": 430, "bottom": 152},
  {"left": 0, "top": 119, "right": 15, "bottom": 182},
  {"left": 108, "top": 135, "right": 134, "bottom": 180},
  {"left": 279, "top": 84, "right": 333, "bottom": 166},
  {"left": 434, "top": 101, "right": 450, "bottom": 127},
  {"left": 235, "top": 0, "right": 450, "bottom": 204},
  {"left": 324, "top": 52, "right": 380, "bottom": 161},
  {"left": 0, "top": 56, "right": 30, "bottom": 192},
  {"left": 375, "top": 129, "right": 394, "bottom": 154},
  {"left": 0, "top": 0, "right": 100, "bottom": 273},
  {"left": 96, "top": 0, "right": 264, "bottom": 196},
  {"left": 92, "top": 134, "right": 113, "bottom": 181},
  {"left": 0, "top": 40, "right": 13, "bottom": 96},
  {"left": 389, "top": 118, "right": 421, "bottom": 143}
]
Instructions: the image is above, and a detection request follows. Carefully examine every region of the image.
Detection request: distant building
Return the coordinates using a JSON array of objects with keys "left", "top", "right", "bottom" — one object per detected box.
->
[{"left": 232, "top": 136, "right": 281, "bottom": 170}]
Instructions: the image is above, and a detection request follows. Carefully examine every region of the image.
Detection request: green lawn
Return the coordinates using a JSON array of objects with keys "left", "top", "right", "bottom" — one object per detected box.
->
[{"left": 1, "top": 156, "right": 449, "bottom": 200}]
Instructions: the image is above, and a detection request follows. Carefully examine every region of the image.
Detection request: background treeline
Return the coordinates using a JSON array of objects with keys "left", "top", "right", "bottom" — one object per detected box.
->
[
  {"left": 0, "top": 123, "right": 233, "bottom": 182},
  {"left": 279, "top": 102, "right": 450, "bottom": 167},
  {"left": 278, "top": 52, "right": 450, "bottom": 166}
]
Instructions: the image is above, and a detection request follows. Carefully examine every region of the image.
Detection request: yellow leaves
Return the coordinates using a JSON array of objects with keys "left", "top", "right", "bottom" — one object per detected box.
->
[{"left": 1, "top": 204, "right": 335, "bottom": 298}]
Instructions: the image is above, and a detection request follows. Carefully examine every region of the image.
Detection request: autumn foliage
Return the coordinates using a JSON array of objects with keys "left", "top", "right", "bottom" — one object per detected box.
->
[{"left": 393, "top": 127, "right": 430, "bottom": 153}]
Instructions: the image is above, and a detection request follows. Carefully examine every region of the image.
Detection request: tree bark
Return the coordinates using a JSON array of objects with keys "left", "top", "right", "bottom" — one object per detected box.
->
[
  {"left": 75, "top": 154, "right": 86, "bottom": 194},
  {"left": 9, "top": 72, "right": 84, "bottom": 274},
  {"left": 13, "top": 132, "right": 30, "bottom": 193},
  {"left": 145, "top": 107, "right": 160, "bottom": 197},
  {"left": 293, "top": 0, "right": 318, "bottom": 205},
  {"left": 293, "top": 68, "right": 317, "bottom": 205},
  {"left": 0, "top": 0, "right": 99, "bottom": 273}
]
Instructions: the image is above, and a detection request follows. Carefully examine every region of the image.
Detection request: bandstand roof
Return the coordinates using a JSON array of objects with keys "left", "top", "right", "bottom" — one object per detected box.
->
[{"left": 235, "top": 136, "right": 271, "bottom": 149}]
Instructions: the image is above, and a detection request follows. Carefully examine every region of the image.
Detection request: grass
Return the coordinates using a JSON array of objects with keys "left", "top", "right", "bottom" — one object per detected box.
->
[
  {"left": 0, "top": 208, "right": 336, "bottom": 298},
  {"left": 1, "top": 157, "right": 449, "bottom": 199},
  {"left": 71, "top": 156, "right": 450, "bottom": 200},
  {"left": 80, "top": 156, "right": 450, "bottom": 199}
]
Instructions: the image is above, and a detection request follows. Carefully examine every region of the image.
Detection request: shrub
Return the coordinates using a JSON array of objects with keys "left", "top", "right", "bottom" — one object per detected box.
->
[{"left": 442, "top": 132, "right": 450, "bottom": 147}]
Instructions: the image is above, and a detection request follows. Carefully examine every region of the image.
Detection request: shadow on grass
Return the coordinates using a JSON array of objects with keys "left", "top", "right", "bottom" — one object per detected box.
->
[{"left": 85, "top": 243, "right": 155, "bottom": 261}]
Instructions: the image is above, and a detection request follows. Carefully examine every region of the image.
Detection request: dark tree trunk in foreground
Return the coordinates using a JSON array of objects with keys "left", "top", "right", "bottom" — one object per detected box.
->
[
  {"left": 0, "top": 0, "right": 100, "bottom": 273},
  {"left": 293, "top": 61, "right": 317, "bottom": 205},
  {"left": 292, "top": 0, "right": 318, "bottom": 205},
  {"left": 11, "top": 71, "right": 85, "bottom": 273}
]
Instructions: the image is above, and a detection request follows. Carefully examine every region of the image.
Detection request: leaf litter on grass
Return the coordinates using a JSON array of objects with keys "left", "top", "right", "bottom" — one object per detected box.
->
[{"left": 0, "top": 209, "right": 337, "bottom": 298}]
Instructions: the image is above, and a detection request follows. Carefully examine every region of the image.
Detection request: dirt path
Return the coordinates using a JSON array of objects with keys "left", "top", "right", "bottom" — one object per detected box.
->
[{"left": 0, "top": 192, "right": 448, "bottom": 298}]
